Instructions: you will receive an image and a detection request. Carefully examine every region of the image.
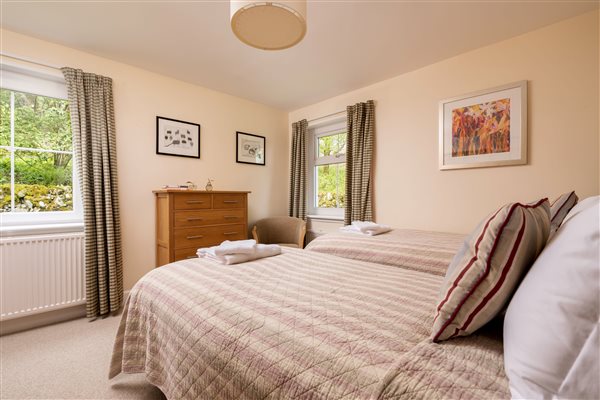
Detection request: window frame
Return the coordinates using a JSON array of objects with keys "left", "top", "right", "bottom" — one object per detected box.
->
[
  {"left": 0, "top": 63, "right": 82, "bottom": 228},
  {"left": 307, "top": 118, "right": 346, "bottom": 218}
]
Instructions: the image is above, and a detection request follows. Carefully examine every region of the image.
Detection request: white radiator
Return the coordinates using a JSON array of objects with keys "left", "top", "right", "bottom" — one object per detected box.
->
[{"left": 0, "top": 232, "right": 85, "bottom": 320}]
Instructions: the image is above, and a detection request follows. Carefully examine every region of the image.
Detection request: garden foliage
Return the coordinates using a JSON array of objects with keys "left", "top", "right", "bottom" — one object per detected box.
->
[{"left": 1, "top": 89, "right": 73, "bottom": 213}]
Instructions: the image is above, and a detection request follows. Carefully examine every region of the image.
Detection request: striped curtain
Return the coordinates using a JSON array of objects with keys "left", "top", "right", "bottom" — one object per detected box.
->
[
  {"left": 289, "top": 119, "right": 308, "bottom": 220},
  {"left": 344, "top": 100, "right": 375, "bottom": 226},
  {"left": 62, "top": 68, "right": 123, "bottom": 319}
]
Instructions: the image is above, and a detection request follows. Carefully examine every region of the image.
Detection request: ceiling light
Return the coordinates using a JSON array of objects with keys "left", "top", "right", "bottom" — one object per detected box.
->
[{"left": 230, "top": 1, "right": 307, "bottom": 50}]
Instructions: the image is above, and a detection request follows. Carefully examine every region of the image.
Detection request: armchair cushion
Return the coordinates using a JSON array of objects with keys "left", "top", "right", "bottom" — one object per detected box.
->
[{"left": 252, "top": 217, "right": 306, "bottom": 249}]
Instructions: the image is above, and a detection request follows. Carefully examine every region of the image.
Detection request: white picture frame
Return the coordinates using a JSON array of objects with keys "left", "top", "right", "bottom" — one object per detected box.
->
[{"left": 439, "top": 81, "right": 527, "bottom": 170}]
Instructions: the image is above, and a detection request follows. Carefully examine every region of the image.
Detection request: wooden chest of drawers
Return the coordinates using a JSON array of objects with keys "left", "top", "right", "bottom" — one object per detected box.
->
[{"left": 154, "top": 190, "right": 250, "bottom": 267}]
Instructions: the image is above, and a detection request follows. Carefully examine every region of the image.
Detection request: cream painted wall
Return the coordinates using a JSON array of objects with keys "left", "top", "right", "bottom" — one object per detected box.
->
[
  {"left": 290, "top": 10, "right": 599, "bottom": 234},
  {"left": 1, "top": 29, "right": 289, "bottom": 289}
]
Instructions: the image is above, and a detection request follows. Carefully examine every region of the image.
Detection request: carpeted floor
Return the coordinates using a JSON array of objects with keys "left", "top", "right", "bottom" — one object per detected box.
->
[{"left": 0, "top": 315, "right": 165, "bottom": 400}]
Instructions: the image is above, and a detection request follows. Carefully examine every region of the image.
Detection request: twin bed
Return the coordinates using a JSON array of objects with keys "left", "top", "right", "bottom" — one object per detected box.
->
[{"left": 109, "top": 229, "right": 510, "bottom": 399}]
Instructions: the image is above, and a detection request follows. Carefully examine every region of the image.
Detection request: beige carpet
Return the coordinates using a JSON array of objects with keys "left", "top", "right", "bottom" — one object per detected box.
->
[{"left": 0, "top": 315, "right": 165, "bottom": 400}]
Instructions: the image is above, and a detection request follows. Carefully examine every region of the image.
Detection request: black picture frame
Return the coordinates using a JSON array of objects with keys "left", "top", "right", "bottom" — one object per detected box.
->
[
  {"left": 156, "top": 116, "right": 201, "bottom": 159},
  {"left": 236, "top": 131, "right": 266, "bottom": 166}
]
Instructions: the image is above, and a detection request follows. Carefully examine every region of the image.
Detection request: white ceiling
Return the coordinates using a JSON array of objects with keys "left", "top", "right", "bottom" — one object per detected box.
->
[{"left": 2, "top": 1, "right": 597, "bottom": 111}]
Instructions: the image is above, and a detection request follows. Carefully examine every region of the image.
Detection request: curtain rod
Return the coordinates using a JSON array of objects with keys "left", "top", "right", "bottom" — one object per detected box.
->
[
  {"left": 307, "top": 110, "right": 345, "bottom": 123},
  {"left": 0, "top": 52, "right": 61, "bottom": 71}
]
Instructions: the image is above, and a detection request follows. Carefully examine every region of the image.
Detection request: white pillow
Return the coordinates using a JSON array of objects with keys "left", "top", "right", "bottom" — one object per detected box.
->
[{"left": 504, "top": 196, "right": 599, "bottom": 399}]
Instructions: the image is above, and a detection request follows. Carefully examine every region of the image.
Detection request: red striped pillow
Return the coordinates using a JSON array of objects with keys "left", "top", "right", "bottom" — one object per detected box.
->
[
  {"left": 431, "top": 199, "right": 550, "bottom": 342},
  {"left": 550, "top": 191, "right": 578, "bottom": 234}
]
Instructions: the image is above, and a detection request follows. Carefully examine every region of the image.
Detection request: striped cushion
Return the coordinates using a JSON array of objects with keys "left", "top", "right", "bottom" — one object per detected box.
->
[
  {"left": 431, "top": 199, "right": 551, "bottom": 342},
  {"left": 550, "top": 191, "right": 578, "bottom": 234}
]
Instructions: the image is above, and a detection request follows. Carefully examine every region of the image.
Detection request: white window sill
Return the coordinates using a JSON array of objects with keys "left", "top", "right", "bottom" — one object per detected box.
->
[
  {"left": 307, "top": 214, "right": 344, "bottom": 221},
  {"left": 0, "top": 222, "right": 84, "bottom": 237}
]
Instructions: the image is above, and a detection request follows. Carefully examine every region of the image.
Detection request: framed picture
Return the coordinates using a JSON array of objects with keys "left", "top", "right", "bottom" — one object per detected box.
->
[
  {"left": 156, "top": 116, "right": 200, "bottom": 158},
  {"left": 236, "top": 131, "right": 265, "bottom": 165},
  {"left": 439, "top": 81, "right": 527, "bottom": 170}
]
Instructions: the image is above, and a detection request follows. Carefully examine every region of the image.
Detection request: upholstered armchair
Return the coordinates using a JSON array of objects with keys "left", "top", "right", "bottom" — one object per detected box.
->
[{"left": 251, "top": 216, "right": 307, "bottom": 249}]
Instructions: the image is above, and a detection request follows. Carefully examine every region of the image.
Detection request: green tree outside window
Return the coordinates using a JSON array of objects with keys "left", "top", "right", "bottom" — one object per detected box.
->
[
  {"left": 0, "top": 89, "right": 74, "bottom": 213},
  {"left": 316, "top": 132, "right": 346, "bottom": 209}
]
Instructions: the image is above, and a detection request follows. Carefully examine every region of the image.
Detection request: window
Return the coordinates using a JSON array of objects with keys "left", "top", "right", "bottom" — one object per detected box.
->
[
  {"left": 0, "top": 64, "right": 80, "bottom": 226},
  {"left": 308, "top": 119, "right": 346, "bottom": 217}
]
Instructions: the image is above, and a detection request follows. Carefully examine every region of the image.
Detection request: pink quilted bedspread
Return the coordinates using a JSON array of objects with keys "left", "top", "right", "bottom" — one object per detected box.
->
[
  {"left": 305, "top": 229, "right": 465, "bottom": 276},
  {"left": 109, "top": 247, "right": 509, "bottom": 399}
]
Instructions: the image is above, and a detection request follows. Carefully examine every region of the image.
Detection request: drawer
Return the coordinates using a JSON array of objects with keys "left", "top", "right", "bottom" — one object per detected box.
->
[
  {"left": 213, "top": 193, "right": 245, "bottom": 209},
  {"left": 173, "top": 193, "right": 212, "bottom": 210},
  {"left": 174, "top": 209, "right": 245, "bottom": 228},
  {"left": 174, "top": 224, "right": 246, "bottom": 249},
  {"left": 174, "top": 247, "right": 199, "bottom": 262}
]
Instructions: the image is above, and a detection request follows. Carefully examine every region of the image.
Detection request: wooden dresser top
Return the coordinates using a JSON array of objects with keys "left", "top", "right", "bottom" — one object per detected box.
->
[{"left": 153, "top": 189, "right": 251, "bottom": 194}]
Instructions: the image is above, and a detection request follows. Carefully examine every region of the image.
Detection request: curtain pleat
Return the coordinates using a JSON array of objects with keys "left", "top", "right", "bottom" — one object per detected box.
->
[
  {"left": 344, "top": 100, "right": 375, "bottom": 226},
  {"left": 62, "top": 67, "right": 123, "bottom": 319},
  {"left": 289, "top": 119, "right": 308, "bottom": 220}
]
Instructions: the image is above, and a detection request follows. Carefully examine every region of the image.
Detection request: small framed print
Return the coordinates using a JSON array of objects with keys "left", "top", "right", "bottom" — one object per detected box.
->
[
  {"left": 156, "top": 116, "right": 200, "bottom": 158},
  {"left": 439, "top": 81, "right": 527, "bottom": 170},
  {"left": 236, "top": 131, "right": 265, "bottom": 166}
]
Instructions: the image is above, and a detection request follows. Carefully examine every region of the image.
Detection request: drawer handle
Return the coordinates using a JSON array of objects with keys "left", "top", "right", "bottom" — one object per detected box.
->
[
  {"left": 186, "top": 235, "right": 204, "bottom": 239},
  {"left": 223, "top": 232, "right": 238, "bottom": 236},
  {"left": 187, "top": 217, "right": 204, "bottom": 221},
  {"left": 186, "top": 255, "right": 197, "bottom": 259},
  {"left": 223, "top": 200, "right": 238, "bottom": 204},
  {"left": 186, "top": 200, "right": 205, "bottom": 204},
  {"left": 223, "top": 216, "right": 238, "bottom": 219}
]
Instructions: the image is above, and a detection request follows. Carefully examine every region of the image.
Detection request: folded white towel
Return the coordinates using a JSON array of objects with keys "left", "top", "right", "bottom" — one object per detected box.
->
[
  {"left": 197, "top": 243, "right": 281, "bottom": 265},
  {"left": 339, "top": 221, "right": 391, "bottom": 236},
  {"left": 213, "top": 239, "right": 257, "bottom": 256}
]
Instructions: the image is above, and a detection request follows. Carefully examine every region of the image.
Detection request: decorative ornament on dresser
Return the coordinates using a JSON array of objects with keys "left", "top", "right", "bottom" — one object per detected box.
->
[
  {"left": 156, "top": 116, "right": 201, "bottom": 158},
  {"left": 439, "top": 81, "right": 527, "bottom": 170},
  {"left": 236, "top": 131, "right": 266, "bottom": 165},
  {"left": 186, "top": 181, "right": 197, "bottom": 190},
  {"left": 205, "top": 179, "right": 214, "bottom": 191}
]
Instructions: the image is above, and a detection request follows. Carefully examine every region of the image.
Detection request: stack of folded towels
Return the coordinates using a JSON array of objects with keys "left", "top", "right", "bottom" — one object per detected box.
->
[
  {"left": 339, "top": 221, "right": 391, "bottom": 236},
  {"left": 197, "top": 239, "right": 281, "bottom": 265}
]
